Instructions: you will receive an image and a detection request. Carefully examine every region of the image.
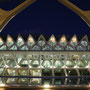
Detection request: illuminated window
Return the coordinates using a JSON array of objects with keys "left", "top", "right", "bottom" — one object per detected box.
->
[
  {"left": 48, "top": 35, "right": 56, "bottom": 46},
  {"left": 27, "top": 35, "right": 35, "bottom": 47},
  {"left": 0, "top": 37, "right": 4, "bottom": 46},
  {"left": 17, "top": 35, "right": 24, "bottom": 47},
  {"left": 70, "top": 35, "right": 78, "bottom": 47},
  {"left": 6, "top": 35, "right": 14, "bottom": 47},
  {"left": 59, "top": 35, "right": 67, "bottom": 46}
]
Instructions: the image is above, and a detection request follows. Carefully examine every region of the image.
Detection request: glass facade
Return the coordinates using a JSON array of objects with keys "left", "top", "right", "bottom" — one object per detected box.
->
[
  {"left": 0, "top": 35, "right": 90, "bottom": 87},
  {"left": 0, "top": 35, "right": 89, "bottom": 51}
]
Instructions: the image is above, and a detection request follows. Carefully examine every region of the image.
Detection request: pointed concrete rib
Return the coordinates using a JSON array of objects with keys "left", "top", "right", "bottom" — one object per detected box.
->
[
  {"left": 0, "top": 0, "right": 36, "bottom": 32},
  {"left": 58, "top": 0, "right": 90, "bottom": 27}
]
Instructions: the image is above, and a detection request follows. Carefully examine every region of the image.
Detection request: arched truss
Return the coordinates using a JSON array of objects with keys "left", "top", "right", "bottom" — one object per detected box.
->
[
  {"left": 58, "top": 0, "right": 90, "bottom": 27},
  {"left": 0, "top": 0, "right": 36, "bottom": 32},
  {"left": 0, "top": 0, "right": 90, "bottom": 32}
]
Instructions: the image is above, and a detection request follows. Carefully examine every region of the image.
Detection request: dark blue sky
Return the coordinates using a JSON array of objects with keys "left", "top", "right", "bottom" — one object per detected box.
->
[{"left": 0, "top": 0, "right": 90, "bottom": 39}]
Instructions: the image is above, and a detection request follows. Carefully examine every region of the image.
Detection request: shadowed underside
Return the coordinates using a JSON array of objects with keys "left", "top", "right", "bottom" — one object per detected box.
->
[{"left": 0, "top": 0, "right": 90, "bottom": 32}]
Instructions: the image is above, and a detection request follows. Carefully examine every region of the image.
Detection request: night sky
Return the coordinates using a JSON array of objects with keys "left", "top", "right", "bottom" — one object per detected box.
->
[{"left": 0, "top": 0, "right": 90, "bottom": 40}]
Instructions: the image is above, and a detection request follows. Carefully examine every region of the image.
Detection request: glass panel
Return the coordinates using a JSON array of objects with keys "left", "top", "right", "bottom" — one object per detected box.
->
[
  {"left": 42, "top": 60, "right": 52, "bottom": 68},
  {"left": 81, "top": 35, "right": 88, "bottom": 47},
  {"left": 0, "top": 58, "right": 5, "bottom": 67},
  {"left": 42, "top": 45, "right": 52, "bottom": 50},
  {"left": 19, "top": 60, "right": 28, "bottom": 67},
  {"left": 6, "top": 78, "right": 17, "bottom": 84},
  {"left": 17, "top": 36, "right": 24, "bottom": 47},
  {"left": 77, "top": 46, "right": 85, "bottom": 50},
  {"left": 9, "top": 45, "right": 17, "bottom": 50},
  {"left": 7, "top": 69, "right": 17, "bottom": 76},
  {"left": 18, "top": 69, "right": 28, "bottom": 76},
  {"left": 30, "top": 78, "right": 41, "bottom": 85},
  {"left": 0, "top": 68, "right": 4, "bottom": 75},
  {"left": 6, "top": 57, "right": 16, "bottom": 67},
  {"left": 30, "top": 69, "right": 41, "bottom": 76},
  {"left": 54, "top": 79, "right": 65, "bottom": 85},
  {"left": 79, "top": 69, "right": 90, "bottom": 85},
  {"left": 70, "top": 35, "right": 78, "bottom": 47},
  {"left": 54, "top": 69, "right": 65, "bottom": 76},
  {"left": 59, "top": 35, "right": 67, "bottom": 46},
  {"left": 54, "top": 45, "right": 64, "bottom": 50},
  {"left": 20, "top": 45, "right": 29, "bottom": 50},
  {"left": 79, "top": 69, "right": 90, "bottom": 76},
  {"left": 66, "top": 69, "right": 78, "bottom": 85},
  {"left": 17, "top": 55, "right": 23, "bottom": 64},
  {"left": 38, "top": 35, "right": 46, "bottom": 46},
  {"left": 66, "top": 45, "right": 75, "bottom": 50},
  {"left": 31, "top": 60, "right": 39, "bottom": 67},
  {"left": 27, "top": 35, "right": 35, "bottom": 47},
  {"left": 42, "top": 69, "right": 52, "bottom": 76},
  {"left": 78, "top": 60, "right": 87, "bottom": 67},
  {"left": 66, "top": 60, "right": 75, "bottom": 67},
  {"left": 31, "top": 45, "right": 40, "bottom": 50},
  {"left": 54, "top": 60, "right": 64, "bottom": 68},
  {"left": 7, "top": 35, "right": 14, "bottom": 47},
  {"left": 18, "top": 78, "right": 28, "bottom": 84},
  {"left": 0, "top": 37, "right": 4, "bottom": 46},
  {"left": 0, "top": 45, "right": 6, "bottom": 50},
  {"left": 48, "top": 35, "right": 56, "bottom": 46},
  {"left": 42, "top": 79, "right": 52, "bottom": 85},
  {"left": 0, "top": 78, "right": 3, "bottom": 83}
]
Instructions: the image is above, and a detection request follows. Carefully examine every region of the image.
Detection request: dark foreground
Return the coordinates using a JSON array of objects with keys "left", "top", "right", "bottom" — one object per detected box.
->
[{"left": 0, "top": 87, "right": 90, "bottom": 90}]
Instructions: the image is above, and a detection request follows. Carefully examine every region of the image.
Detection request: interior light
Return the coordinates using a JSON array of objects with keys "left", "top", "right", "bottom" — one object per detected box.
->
[
  {"left": 7, "top": 36, "right": 12, "bottom": 42},
  {"left": 50, "top": 37, "right": 55, "bottom": 42},
  {"left": 28, "top": 37, "right": 34, "bottom": 42},
  {"left": 0, "top": 38, "right": 3, "bottom": 42},
  {"left": 0, "top": 84, "right": 6, "bottom": 87},
  {"left": 72, "top": 36, "right": 77, "bottom": 43},
  {"left": 44, "top": 84, "right": 50, "bottom": 88}
]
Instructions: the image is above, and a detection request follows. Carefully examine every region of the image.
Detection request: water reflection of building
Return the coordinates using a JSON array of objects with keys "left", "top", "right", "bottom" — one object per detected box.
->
[{"left": 0, "top": 35, "right": 90, "bottom": 87}]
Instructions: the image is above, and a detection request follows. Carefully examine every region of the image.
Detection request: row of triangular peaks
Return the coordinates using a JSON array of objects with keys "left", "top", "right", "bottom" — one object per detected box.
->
[{"left": 0, "top": 34, "right": 88, "bottom": 43}]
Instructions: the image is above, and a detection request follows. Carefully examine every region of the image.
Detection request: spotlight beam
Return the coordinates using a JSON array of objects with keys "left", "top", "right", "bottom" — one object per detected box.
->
[
  {"left": 58, "top": 0, "right": 90, "bottom": 27},
  {"left": 0, "top": 0, "right": 36, "bottom": 32}
]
